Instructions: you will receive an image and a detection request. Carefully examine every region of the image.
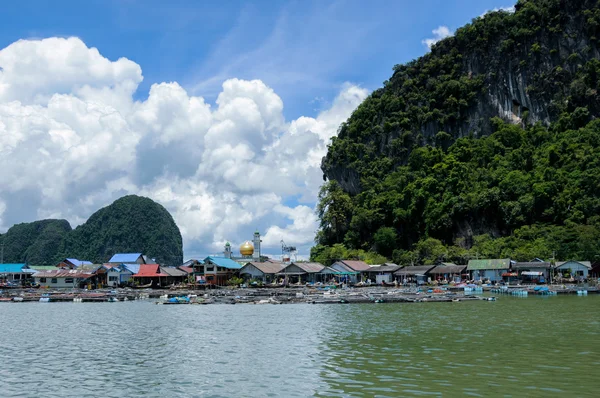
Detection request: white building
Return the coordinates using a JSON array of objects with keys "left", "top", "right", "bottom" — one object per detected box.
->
[{"left": 33, "top": 269, "right": 94, "bottom": 288}]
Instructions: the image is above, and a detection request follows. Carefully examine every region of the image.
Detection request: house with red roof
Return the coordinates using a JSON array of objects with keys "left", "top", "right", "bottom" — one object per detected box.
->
[{"left": 132, "top": 264, "right": 168, "bottom": 288}]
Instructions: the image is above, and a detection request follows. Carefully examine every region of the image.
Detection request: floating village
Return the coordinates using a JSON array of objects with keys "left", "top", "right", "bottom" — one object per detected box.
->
[{"left": 1, "top": 231, "right": 600, "bottom": 305}]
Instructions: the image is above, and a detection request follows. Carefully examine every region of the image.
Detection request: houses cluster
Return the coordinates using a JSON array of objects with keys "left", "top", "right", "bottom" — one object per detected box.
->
[
  {"left": 0, "top": 240, "right": 597, "bottom": 290},
  {"left": 0, "top": 253, "right": 194, "bottom": 289}
]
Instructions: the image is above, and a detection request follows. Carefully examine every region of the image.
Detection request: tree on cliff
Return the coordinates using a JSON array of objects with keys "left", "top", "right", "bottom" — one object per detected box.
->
[{"left": 314, "top": 0, "right": 600, "bottom": 264}]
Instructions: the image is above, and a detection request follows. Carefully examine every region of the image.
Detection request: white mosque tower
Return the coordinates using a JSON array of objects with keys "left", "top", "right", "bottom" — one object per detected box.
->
[
  {"left": 252, "top": 230, "right": 261, "bottom": 262},
  {"left": 223, "top": 242, "right": 232, "bottom": 259}
]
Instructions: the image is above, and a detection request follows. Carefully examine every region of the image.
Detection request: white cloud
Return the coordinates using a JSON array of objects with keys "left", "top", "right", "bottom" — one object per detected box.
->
[
  {"left": 422, "top": 26, "right": 453, "bottom": 49},
  {"left": 0, "top": 36, "right": 368, "bottom": 259}
]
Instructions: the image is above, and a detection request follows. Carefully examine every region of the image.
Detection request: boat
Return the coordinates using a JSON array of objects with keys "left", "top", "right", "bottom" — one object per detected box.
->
[
  {"left": 134, "top": 281, "right": 153, "bottom": 289},
  {"left": 163, "top": 296, "right": 190, "bottom": 304}
]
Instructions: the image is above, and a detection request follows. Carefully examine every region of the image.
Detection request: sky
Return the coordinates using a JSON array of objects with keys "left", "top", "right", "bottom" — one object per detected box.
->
[{"left": 0, "top": 0, "right": 515, "bottom": 261}]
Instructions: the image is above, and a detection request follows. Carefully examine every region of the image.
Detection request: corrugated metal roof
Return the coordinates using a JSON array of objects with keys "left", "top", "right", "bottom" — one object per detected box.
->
[
  {"left": 133, "top": 264, "right": 168, "bottom": 277},
  {"left": 33, "top": 269, "right": 93, "bottom": 279},
  {"left": 65, "top": 258, "right": 93, "bottom": 267},
  {"left": 429, "top": 265, "right": 467, "bottom": 274},
  {"left": 204, "top": 256, "right": 243, "bottom": 269},
  {"left": 467, "top": 259, "right": 511, "bottom": 270},
  {"left": 240, "top": 262, "right": 284, "bottom": 274},
  {"left": 0, "top": 264, "right": 28, "bottom": 273},
  {"left": 160, "top": 267, "right": 188, "bottom": 277},
  {"left": 288, "top": 262, "right": 325, "bottom": 273},
  {"left": 78, "top": 264, "right": 103, "bottom": 272},
  {"left": 514, "top": 262, "right": 551, "bottom": 269},
  {"left": 122, "top": 263, "right": 141, "bottom": 274},
  {"left": 366, "top": 265, "right": 402, "bottom": 273},
  {"left": 339, "top": 260, "right": 371, "bottom": 271},
  {"left": 178, "top": 266, "right": 193, "bottom": 274},
  {"left": 181, "top": 259, "right": 204, "bottom": 267},
  {"left": 554, "top": 261, "right": 591, "bottom": 269},
  {"left": 394, "top": 265, "right": 435, "bottom": 276},
  {"left": 30, "top": 266, "right": 57, "bottom": 271},
  {"left": 108, "top": 253, "right": 143, "bottom": 263}
]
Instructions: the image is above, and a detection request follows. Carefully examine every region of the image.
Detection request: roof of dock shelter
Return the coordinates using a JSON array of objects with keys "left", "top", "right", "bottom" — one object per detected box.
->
[
  {"left": 160, "top": 267, "right": 188, "bottom": 277},
  {"left": 554, "top": 260, "right": 591, "bottom": 269},
  {"left": 277, "top": 262, "right": 332, "bottom": 275},
  {"left": 290, "top": 262, "right": 326, "bottom": 273},
  {"left": 33, "top": 269, "right": 94, "bottom": 279},
  {"left": 467, "top": 259, "right": 511, "bottom": 270},
  {"left": 429, "top": 264, "right": 467, "bottom": 274},
  {"left": 240, "top": 262, "right": 284, "bottom": 274},
  {"left": 365, "top": 264, "right": 402, "bottom": 273},
  {"left": 337, "top": 260, "right": 371, "bottom": 271},
  {"left": 514, "top": 262, "right": 551, "bottom": 269},
  {"left": 394, "top": 265, "right": 435, "bottom": 276}
]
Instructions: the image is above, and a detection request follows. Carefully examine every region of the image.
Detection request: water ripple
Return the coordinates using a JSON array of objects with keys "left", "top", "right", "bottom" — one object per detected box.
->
[{"left": 0, "top": 296, "right": 599, "bottom": 397}]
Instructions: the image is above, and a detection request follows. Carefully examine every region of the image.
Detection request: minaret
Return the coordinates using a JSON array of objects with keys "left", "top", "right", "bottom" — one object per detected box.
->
[
  {"left": 224, "top": 242, "right": 232, "bottom": 259},
  {"left": 252, "top": 231, "right": 261, "bottom": 262}
]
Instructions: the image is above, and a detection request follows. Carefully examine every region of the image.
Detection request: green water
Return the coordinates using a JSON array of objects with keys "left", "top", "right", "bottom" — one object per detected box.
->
[
  {"left": 316, "top": 295, "right": 600, "bottom": 397},
  {"left": 0, "top": 295, "right": 598, "bottom": 397}
]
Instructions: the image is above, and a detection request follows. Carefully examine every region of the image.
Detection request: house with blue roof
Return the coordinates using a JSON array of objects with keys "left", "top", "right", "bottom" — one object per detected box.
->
[
  {"left": 200, "top": 256, "right": 242, "bottom": 285},
  {"left": 106, "top": 264, "right": 134, "bottom": 287},
  {"left": 121, "top": 263, "right": 141, "bottom": 275},
  {"left": 108, "top": 253, "right": 146, "bottom": 265},
  {"left": 0, "top": 263, "right": 35, "bottom": 284}
]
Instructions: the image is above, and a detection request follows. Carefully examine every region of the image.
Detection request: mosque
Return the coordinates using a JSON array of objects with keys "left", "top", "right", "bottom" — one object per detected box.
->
[{"left": 223, "top": 230, "right": 267, "bottom": 264}]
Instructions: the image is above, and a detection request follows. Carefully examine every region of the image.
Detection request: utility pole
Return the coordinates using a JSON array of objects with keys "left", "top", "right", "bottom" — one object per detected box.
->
[{"left": 1, "top": 242, "right": 4, "bottom": 264}]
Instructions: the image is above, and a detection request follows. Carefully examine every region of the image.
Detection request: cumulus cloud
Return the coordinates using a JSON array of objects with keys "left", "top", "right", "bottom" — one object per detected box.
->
[
  {"left": 422, "top": 26, "right": 453, "bottom": 49},
  {"left": 0, "top": 37, "right": 368, "bottom": 259}
]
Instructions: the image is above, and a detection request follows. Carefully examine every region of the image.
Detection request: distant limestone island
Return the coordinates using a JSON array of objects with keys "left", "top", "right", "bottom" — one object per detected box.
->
[{"left": 0, "top": 195, "right": 183, "bottom": 266}]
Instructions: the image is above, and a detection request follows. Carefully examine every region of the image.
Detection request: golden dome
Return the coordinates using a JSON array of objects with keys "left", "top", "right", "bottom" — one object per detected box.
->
[{"left": 240, "top": 241, "right": 254, "bottom": 256}]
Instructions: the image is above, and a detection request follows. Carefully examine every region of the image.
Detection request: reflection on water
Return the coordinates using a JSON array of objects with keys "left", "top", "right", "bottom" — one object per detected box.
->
[{"left": 0, "top": 296, "right": 599, "bottom": 397}]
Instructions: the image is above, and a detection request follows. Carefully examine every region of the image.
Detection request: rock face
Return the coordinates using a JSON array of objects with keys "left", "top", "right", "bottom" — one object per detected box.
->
[
  {"left": 0, "top": 195, "right": 183, "bottom": 265},
  {"left": 322, "top": 0, "right": 600, "bottom": 195}
]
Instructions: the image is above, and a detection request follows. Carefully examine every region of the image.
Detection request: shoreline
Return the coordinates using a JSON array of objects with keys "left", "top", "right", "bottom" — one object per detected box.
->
[{"left": 1, "top": 284, "right": 598, "bottom": 304}]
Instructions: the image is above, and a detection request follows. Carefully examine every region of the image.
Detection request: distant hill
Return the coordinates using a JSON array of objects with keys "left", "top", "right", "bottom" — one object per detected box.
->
[{"left": 0, "top": 195, "right": 183, "bottom": 266}]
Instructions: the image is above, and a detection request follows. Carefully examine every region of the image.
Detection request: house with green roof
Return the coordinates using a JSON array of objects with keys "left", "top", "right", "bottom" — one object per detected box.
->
[{"left": 467, "top": 259, "right": 511, "bottom": 282}]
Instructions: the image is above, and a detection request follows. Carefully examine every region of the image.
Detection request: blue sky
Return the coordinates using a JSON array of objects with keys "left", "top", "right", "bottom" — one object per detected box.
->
[
  {"left": 0, "top": 0, "right": 514, "bottom": 119},
  {"left": 0, "top": 0, "right": 516, "bottom": 259}
]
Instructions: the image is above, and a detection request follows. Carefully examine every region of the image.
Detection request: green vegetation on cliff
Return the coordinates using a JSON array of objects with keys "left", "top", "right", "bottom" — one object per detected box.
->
[
  {"left": 0, "top": 195, "right": 183, "bottom": 266},
  {"left": 314, "top": 0, "right": 600, "bottom": 265}
]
